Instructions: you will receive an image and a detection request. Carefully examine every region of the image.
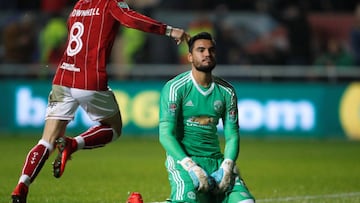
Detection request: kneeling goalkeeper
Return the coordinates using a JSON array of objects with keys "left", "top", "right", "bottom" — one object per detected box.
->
[{"left": 159, "top": 32, "right": 255, "bottom": 203}]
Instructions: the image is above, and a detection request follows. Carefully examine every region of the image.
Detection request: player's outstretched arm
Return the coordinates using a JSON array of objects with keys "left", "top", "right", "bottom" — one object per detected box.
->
[{"left": 110, "top": 0, "right": 190, "bottom": 44}]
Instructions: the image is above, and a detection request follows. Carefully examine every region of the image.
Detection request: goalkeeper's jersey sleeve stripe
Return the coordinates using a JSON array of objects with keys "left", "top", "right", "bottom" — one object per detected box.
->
[{"left": 169, "top": 73, "right": 191, "bottom": 102}]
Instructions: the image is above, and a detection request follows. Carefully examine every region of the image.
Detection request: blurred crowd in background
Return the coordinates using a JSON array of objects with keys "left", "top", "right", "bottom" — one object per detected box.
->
[{"left": 1, "top": 0, "right": 360, "bottom": 76}]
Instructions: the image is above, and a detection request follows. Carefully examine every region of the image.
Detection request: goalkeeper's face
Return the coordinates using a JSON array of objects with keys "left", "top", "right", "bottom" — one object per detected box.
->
[{"left": 188, "top": 39, "right": 216, "bottom": 73}]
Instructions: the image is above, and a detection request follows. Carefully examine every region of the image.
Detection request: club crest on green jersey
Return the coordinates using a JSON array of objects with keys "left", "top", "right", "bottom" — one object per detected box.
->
[{"left": 214, "top": 100, "right": 223, "bottom": 113}]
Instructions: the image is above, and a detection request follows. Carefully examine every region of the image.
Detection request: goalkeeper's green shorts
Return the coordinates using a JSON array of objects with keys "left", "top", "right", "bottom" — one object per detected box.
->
[{"left": 164, "top": 155, "right": 255, "bottom": 203}]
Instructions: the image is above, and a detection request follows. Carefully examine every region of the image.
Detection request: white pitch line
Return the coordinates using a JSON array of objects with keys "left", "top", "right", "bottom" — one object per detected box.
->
[
  {"left": 257, "top": 192, "right": 360, "bottom": 202},
  {"left": 149, "top": 192, "right": 360, "bottom": 203}
]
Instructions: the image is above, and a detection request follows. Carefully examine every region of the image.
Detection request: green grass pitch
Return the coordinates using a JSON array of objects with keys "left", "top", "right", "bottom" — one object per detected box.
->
[{"left": 1, "top": 135, "right": 360, "bottom": 203}]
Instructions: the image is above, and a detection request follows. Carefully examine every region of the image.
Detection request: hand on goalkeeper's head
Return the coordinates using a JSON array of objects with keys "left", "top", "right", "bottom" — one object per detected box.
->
[{"left": 168, "top": 27, "right": 190, "bottom": 45}]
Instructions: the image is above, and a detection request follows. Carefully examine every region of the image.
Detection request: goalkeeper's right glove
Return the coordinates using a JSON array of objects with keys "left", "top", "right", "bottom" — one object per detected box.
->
[{"left": 179, "top": 157, "right": 211, "bottom": 192}]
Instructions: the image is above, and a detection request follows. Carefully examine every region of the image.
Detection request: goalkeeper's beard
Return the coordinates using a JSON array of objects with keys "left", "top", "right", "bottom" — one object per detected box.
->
[{"left": 194, "top": 62, "right": 216, "bottom": 73}]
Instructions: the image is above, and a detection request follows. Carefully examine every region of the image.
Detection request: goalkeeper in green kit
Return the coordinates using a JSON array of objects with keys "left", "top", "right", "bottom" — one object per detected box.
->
[{"left": 159, "top": 32, "right": 255, "bottom": 203}]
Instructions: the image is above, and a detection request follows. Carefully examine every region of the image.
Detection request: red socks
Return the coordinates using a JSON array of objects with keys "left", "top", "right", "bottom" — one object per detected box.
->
[
  {"left": 22, "top": 140, "right": 51, "bottom": 183},
  {"left": 13, "top": 125, "right": 115, "bottom": 193},
  {"left": 76, "top": 125, "right": 116, "bottom": 149},
  {"left": 12, "top": 125, "right": 117, "bottom": 198},
  {"left": 13, "top": 139, "right": 52, "bottom": 196}
]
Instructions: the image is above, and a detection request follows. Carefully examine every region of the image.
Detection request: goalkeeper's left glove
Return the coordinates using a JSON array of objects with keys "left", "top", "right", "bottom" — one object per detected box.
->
[{"left": 210, "top": 159, "right": 234, "bottom": 193}]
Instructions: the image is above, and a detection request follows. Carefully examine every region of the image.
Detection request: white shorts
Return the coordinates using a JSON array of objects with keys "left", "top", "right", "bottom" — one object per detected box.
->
[{"left": 45, "top": 85, "right": 120, "bottom": 121}]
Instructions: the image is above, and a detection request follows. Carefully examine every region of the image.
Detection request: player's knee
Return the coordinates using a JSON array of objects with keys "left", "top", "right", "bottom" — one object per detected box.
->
[
  {"left": 112, "top": 127, "right": 122, "bottom": 139},
  {"left": 111, "top": 122, "right": 122, "bottom": 138},
  {"left": 100, "top": 121, "right": 122, "bottom": 139},
  {"left": 101, "top": 114, "right": 122, "bottom": 138}
]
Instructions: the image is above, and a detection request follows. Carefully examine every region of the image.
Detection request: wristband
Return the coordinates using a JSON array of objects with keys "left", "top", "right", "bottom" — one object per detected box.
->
[
  {"left": 165, "top": 25, "right": 173, "bottom": 37},
  {"left": 179, "top": 157, "right": 196, "bottom": 171},
  {"left": 221, "top": 159, "right": 234, "bottom": 171}
]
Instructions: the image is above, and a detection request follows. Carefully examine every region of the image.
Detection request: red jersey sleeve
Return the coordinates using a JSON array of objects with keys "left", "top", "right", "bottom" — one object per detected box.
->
[{"left": 108, "top": 0, "right": 167, "bottom": 35}]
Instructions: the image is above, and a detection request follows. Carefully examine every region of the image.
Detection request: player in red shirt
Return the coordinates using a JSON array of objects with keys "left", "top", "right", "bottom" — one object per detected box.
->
[{"left": 11, "top": 0, "right": 189, "bottom": 202}]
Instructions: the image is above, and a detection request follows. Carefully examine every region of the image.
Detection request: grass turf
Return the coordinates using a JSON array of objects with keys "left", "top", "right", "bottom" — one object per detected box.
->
[{"left": 1, "top": 135, "right": 360, "bottom": 203}]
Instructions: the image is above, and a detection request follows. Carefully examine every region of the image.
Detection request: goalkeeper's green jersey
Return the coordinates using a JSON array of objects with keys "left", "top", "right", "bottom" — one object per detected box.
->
[{"left": 159, "top": 71, "right": 240, "bottom": 162}]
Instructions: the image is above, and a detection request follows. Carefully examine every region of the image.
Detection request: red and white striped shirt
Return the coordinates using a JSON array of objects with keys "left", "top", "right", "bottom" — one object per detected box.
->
[{"left": 53, "top": 0, "right": 168, "bottom": 90}]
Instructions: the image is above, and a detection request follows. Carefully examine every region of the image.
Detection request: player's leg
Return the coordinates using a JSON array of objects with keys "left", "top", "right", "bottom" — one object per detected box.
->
[
  {"left": 73, "top": 111, "right": 122, "bottom": 150},
  {"left": 223, "top": 168, "right": 255, "bottom": 203},
  {"left": 50, "top": 120, "right": 78, "bottom": 178},
  {"left": 11, "top": 119, "right": 68, "bottom": 202},
  {"left": 192, "top": 156, "right": 220, "bottom": 203},
  {"left": 73, "top": 88, "right": 122, "bottom": 149},
  {"left": 12, "top": 85, "right": 76, "bottom": 202},
  {"left": 225, "top": 181, "right": 255, "bottom": 203},
  {"left": 164, "top": 155, "right": 201, "bottom": 203},
  {"left": 52, "top": 88, "right": 122, "bottom": 178}
]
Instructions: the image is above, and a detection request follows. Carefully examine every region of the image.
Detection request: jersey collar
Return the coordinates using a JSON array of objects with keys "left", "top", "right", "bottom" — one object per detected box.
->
[{"left": 190, "top": 72, "right": 214, "bottom": 96}]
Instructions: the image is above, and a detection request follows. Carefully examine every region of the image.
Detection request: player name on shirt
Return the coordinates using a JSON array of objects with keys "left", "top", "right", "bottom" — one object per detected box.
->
[{"left": 71, "top": 8, "right": 100, "bottom": 17}]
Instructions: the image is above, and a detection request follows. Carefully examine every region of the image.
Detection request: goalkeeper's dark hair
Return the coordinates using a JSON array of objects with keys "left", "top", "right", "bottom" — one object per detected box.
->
[{"left": 187, "top": 32, "right": 216, "bottom": 52}]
